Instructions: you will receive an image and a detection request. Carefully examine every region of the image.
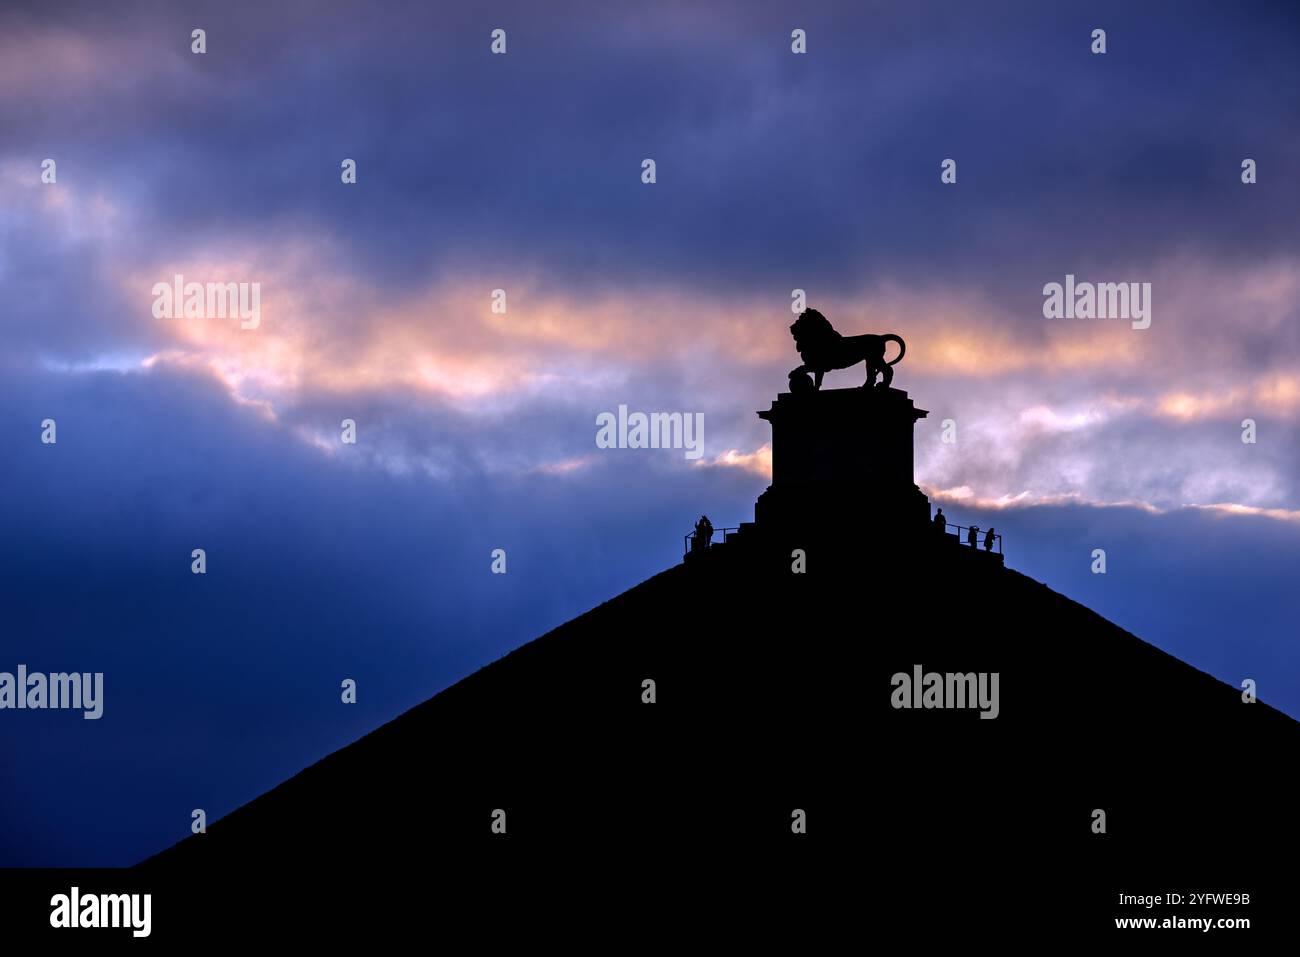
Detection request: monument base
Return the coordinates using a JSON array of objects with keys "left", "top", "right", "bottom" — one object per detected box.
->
[
  {"left": 751, "top": 385, "right": 933, "bottom": 548},
  {"left": 754, "top": 480, "right": 932, "bottom": 543}
]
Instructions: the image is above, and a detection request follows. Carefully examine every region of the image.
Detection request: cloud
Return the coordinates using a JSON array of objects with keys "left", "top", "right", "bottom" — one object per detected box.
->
[
  {"left": 707, "top": 444, "right": 772, "bottom": 477},
  {"left": 10, "top": 163, "right": 1300, "bottom": 518}
]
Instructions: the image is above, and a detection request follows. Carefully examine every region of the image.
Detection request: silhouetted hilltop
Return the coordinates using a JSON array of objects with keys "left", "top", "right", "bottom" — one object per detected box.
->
[
  {"left": 142, "top": 384, "right": 1298, "bottom": 934},
  {"left": 144, "top": 534, "right": 1298, "bottom": 925}
]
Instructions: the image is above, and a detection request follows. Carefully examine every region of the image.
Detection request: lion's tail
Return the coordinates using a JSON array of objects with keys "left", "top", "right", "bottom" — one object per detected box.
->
[{"left": 883, "top": 334, "right": 906, "bottom": 366}]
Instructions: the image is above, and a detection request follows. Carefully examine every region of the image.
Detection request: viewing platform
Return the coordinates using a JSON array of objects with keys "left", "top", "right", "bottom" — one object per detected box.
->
[{"left": 683, "top": 519, "right": 1004, "bottom": 564}]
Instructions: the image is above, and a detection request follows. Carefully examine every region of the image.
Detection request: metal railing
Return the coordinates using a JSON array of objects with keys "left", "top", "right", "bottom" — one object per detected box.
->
[
  {"left": 684, "top": 526, "right": 739, "bottom": 557},
  {"left": 938, "top": 521, "right": 1002, "bottom": 555},
  {"left": 682, "top": 521, "right": 1002, "bottom": 556}
]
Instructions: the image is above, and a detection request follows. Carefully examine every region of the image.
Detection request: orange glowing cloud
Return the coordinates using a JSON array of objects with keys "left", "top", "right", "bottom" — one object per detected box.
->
[
  {"left": 95, "top": 216, "right": 1300, "bottom": 425},
  {"left": 1155, "top": 373, "right": 1300, "bottom": 422},
  {"left": 707, "top": 444, "right": 773, "bottom": 477}
]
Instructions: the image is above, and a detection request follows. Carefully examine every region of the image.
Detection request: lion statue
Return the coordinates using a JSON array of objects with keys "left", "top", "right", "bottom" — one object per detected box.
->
[{"left": 787, "top": 309, "right": 906, "bottom": 392}]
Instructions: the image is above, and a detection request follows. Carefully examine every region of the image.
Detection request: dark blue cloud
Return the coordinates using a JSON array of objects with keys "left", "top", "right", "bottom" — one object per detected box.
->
[
  {"left": 0, "top": 362, "right": 761, "bottom": 864},
  {"left": 2, "top": 360, "right": 1298, "bottom": 865},
  {"left": 5, "top": 0, "right": 1298, "bottom": 299}
]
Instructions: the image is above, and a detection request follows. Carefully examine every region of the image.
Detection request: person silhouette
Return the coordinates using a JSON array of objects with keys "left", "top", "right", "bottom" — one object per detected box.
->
[
  {"left": 984, "top": 527, "right": 996, "bottom": 551},
  {"left": 694, "top": 515, "right": 713, "bottom": 551},
  {"left": 933, "top": 508, "right": 947, "bottom": 535},
  {"left": 967, "top": 525, "right": 979, "bottom": 548}
]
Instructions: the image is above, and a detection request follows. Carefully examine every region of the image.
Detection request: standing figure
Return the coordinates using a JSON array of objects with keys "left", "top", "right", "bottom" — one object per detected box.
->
[
  {"left": 932, "top": 508, "right": 947, "bottom": 535},
  {"left": 984, "top": 527, "right": 996, "bottom": 551},
  {"left": 694, "top": 515, "right": 714, "bottom": 551},
  {"left": 967, "top": 525, "right": 979, "bottom": 548}
]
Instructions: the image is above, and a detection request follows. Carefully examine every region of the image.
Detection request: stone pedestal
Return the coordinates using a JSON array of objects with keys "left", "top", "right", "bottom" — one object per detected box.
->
[{"left": 752, "top": 386, "right": 931, "bottom": 544}]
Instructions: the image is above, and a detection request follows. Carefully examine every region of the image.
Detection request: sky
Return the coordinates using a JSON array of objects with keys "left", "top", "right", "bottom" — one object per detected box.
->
[{"left": 1, "top": 0, "right": 1298, "bottom": 865}]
